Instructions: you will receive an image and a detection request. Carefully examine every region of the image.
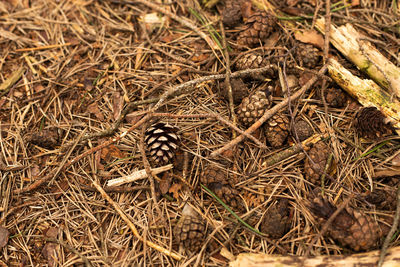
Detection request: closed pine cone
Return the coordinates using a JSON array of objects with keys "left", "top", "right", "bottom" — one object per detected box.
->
[
  {"left": 310, "top": 197, "right": 384, "bottom": 251},
  {"left": 265, "top": 113, "right": 290, "bottom": 148},
  {"left": 261, "top": 199, "right": 291, "bottom": 238},
  {"left": 200, "top": 163, "right": 231, "bottom": 186},
  {"left": 324, "top": 87, "right": 348, "bottom": 108},
  {"left": 364, "top": 189, "right": 397, "bottom": 210},
  {"left": 237, "top": 11, "right": 277, "bottom": 47},
  {"left": 354, "top": 107, "right": 394, "bottom": 140},
  {"left": 221, "top": 78, "right": 249, "bottom": 104},
  {"left": 237, "top": 90, "right": 271, "bottom": 127},
  {"left": 235, "top": 53, "right": 276, "bottom": 77},
  {"left": 304, "top": 141, "right": 330, "bottom": 185},
  {"left": 294, "top": 43, "right": 320, "bottom": 69},
  {"left": 222, "top": 0, "right": 242, "bottom": 27},
  {"left": 174, "top": 215, "right": 206, "bottom": 252},
  {"left": 209, "top": 183, "right": 244, "bottom": 212},
  {"left": 292, "top": 119, "right": 313, "bottom": 141}
]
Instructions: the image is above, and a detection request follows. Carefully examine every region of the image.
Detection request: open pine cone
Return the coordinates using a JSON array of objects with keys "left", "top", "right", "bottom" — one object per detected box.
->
[
  {"left": 265, "top": 113, "right": 290, "bottom": 148},
  {"left": 237, "top": 11, "right": 277, "bottom": 47},
  {"left": 294, "top": 43, "right": 320, "bottom": 69},
  {"left": 144, "top": 122, "right": 179, "bottom": 165},
  {"left": 237, "top": 90, "right": 271, "bottom": 127},
  {"left": 310, "top": 196, "right": 384, "bottom": 251},
  {"left": 292, "top": 119, "right": 313, "bottom": 141},
  {"left": 354, "top": 107, "right": 394, "bottom": 140}
]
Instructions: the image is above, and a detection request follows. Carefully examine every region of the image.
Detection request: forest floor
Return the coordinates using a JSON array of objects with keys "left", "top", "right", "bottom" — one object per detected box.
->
[{"left": 0, "top": 0, "right": 400, "bottom": 266}]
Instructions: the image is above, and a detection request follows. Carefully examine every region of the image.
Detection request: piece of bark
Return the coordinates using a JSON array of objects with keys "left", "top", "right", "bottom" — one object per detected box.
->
[
  {"left": 315, "top": 18, "right": 400, "bottom": 98},
  {"left": 327, "top": 58, "right": 400, "bottom": 136},
  {"left": 229, "top": 246, "right": 400, "bottom": 267}
]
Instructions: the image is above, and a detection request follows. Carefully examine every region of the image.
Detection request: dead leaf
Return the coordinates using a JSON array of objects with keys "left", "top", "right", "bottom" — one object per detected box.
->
[
  {"left": 87, "top": 102, "right": 104, "bottom": 121},
  {"left": 0, "top": 226, "right": 9, "bottom": 249},
  {"left": 112, "top": 91, "right": 123, "bottom": 121},
  {"left": 392, "top": 153, "right": 400, "bottom": 166},
  {"left": 191, "top": 54, "right": 208, "bottom": 62},
  {"left": 101, "top": 144, "right": 125, "bottom": 161},
  {"left": 351, "top": 0, "right": 360, "bottom": 6},
  {"left": 160, "top": 33, "right": 182, "bottom": 43},
  {"left": 42, "top": 227, "right": 59, "bottom": 267},
  {"left": 294, "top": 30, "right": 324, "bottom": 50},
  {"left": 159, "top": 173, "right": 172, "bottom": 195},
  {"left": 168, "top": 183, "right": 182, "bottom": 199}
]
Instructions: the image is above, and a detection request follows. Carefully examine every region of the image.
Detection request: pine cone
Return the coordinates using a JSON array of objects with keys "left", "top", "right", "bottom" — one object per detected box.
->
[
  {"left": 144, "top": 122, "right": 179, "bottom": 165},
  {"left": 237, "top": 90, "right": 271, "bottom": 127},
  {"left": 200, "top": 163, "right": 230, "bottom": 186},
  {"left": 265, "top": 113, "right": 290, "bottom": 147},
  {"left": 310, "top": 197, "right": 384, "bottom": 251},
  {"left": 209, "top": 183, "right": 244, "bottom": 211},
  {"left": 304, "top": 141, "right": 330, "bottom": 185},
  {"left": 221, "top": 78, "right": 249, "bottom": 104},
  {"left": 235, "top": 53, "right": 276, "bottom": 74},
  {"left": 324, "top": 87, "right": 348, "bottom": 108},
  {"left": 354, "top": 107, "right": 394, "bottom": 140},
  {"left": 261, "top": 199, "right": 291, "bottom": 238},
  {"left": 364, "top": 189, "right": 397, "bottom": 210},
  {"left": 237, "top": 11, "right": 277, "bottom": 47},
  {"left": 294, "top": 43, "right": 320, "bottom": 69},
  {"left": 292, "top": 119, "right": 313, "bottom": 141},
  {"left": 222, "top": 0, "right": 242, "bottom": 27},
  {"left": 174, "top": 215, "right": 206, "bottom": 252}
]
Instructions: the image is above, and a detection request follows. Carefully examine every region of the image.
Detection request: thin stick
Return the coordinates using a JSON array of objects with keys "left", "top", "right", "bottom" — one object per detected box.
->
[
  {"left": 211, "top": 63, "right": 329, "bottom": 157},
  {"left": 378, "top": 185, "right": 400, "bottom": 267},
  {"left": 92, "top": 179, "right": 182, "bottom": 260},
  {"left": 220, "top": 20, "right": 237, "bottom": 139},
  {"left": 15, "top": 43, "right": 74, "bottom": 52},
  {"left": 0, "top": 66, "right": 25, "bottom": 91}
]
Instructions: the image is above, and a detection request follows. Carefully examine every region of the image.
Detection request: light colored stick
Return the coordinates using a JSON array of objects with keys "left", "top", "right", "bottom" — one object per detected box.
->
[
  {"left": 106, "top": 164, "right": 173, "bottom": 187},
  {"left": 315, "top": 18, "right": 400, "bottom": 98},
  {"left": 229, "top": 246, "right": 400, "bottom": 267},
  {"left": 328, "top": 58, "right": 400, "bottom": 135}
]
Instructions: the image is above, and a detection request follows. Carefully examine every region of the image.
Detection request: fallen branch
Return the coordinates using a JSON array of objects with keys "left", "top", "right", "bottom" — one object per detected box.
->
[
  {"left": 327, "top": 58, "right": 400, "bottom": 135},
  {"left": 316, "top": 18, "right": 400, "bottom": 98},
  {"left": 230, "top": 246, "right": 400, "bottom": 267}
]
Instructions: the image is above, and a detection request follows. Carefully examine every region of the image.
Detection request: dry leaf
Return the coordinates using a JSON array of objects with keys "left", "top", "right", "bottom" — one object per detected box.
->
[
  {"left": 87, "top": 102, "right": 104, "bottom": 121},
  {"left": 159, "top": 173, "right": 172, "bottom": 195},
  {"left": 191, "top": 54, "right": 208, "bottom": 62},
  {"left": 391, "top": 153, "right": 400, "bottom": 166},
  {"left": 294, "top": 30, "right": 324, "bottom": 50},
  {"left": 42, "top": 227, "right": 59, "bottom": 267},
  {"left": 101, "top": 144, "right": 125, "bottom": 161},
  {"left": 351, "top": 0, "right": 360, "bottom": 6},
  {"left": 0, "top": 226, "right": 9, "bottom": 249},
  {"left": 169, "top": 183, "right": 182, "bottom": 199},
  {"left": 140, "top": 12, "right": 166, "bottom": 32}
]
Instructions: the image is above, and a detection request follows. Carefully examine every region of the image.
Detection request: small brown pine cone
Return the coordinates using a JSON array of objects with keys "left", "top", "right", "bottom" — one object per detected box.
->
[
  {"left": 324, "top": 87, "right": 348, "bottom": 108},
  {"left": 174, "top": 215, "right": 206, "bottom": 252},
  {"left": 222, "top": 0, "right": 242, "bottom": 27},
  {"left": 364, "top": 189, "right": 397, "bottom": 210},
  {"left": 200, "top": 163, "right": 230, "bottom": 186},
  {"left": 209, "top": 183, "right": 244, "bottom": 211},
  {"left": 294, "top": 43, "right": 320, "bottom": 69},
  {"left": 304, "top": 141, "right": 330, "bottom": 185},
  {"left": 354, "top": 107, "right": 394, "bottom": 140},
  {"left": 235, "top": 53, "right": 276, "bottom": 75},
  {"left": 292, "top": 119, "right": 313, "bottom": 141},
  {"left": 261, "top": 199, "right": 291, "bottom": 238},
  {"left": 221, "top": 78, "right": 249, "bottom": 104},
  {"left": 310, "top": 197, "right": 383, "bottom": 251},
  {"left": 237, "top": 90, "right": 271, "bottom": 127},
  {"left": 237, "top": 11, "right": 277, "bottom": 47},
  {"left": 265, "top": 113, "right": 290, "bottom": 148}
]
